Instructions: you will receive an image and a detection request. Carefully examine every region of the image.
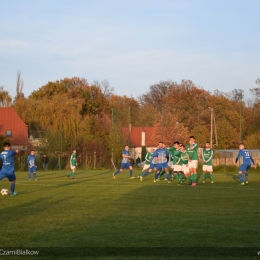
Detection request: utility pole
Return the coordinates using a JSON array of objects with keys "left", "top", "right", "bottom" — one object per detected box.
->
[
  {"left": 128, "top": 106, "right": 131, "bottom": 147},
  {"left": 111, "top": 108, "right": 114, "bottom": 161},
  {"left": 240, "top": 93, "right": 243, "bottom": 143},
  {"left": 60, "top": 130, "right": 62, "bottom": 170},
  {"left": 198, "top": 98, "right": 200, "bottom": 146},
  {"left": 162, "top": 104, "right": 166, "bottom": 142},
  {"left": 213, "top": 114, "right": 218, "bottom": 146},
  {"left": 209, "top": 107, "right": 214, "bottom": 148}
]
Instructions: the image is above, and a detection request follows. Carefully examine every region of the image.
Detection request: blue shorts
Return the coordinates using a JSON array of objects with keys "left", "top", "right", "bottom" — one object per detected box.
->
[
  {"left": 28, "top": 166, "right": 37, "bottom": 173},
  {"left": 239, "top": 164, "right": 251, "bottom": 172},
  {"left": 120, "top": 162, "right": 131, "bottom": 169},
  {"left": 149, "top": 163, "right": 157, "bottom": 170},
  {"left": 0, "top": 168, "right": 16, "bottom": 182},
  {"left": 156, "top": 162, "right": 168, "bottom": 171},
  {"left": 156, "top": 164, "right": 163, "bottom": 171}
]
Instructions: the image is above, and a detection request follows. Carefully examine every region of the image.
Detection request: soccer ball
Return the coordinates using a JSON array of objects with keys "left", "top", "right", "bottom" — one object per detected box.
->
[{"left": 1, "top": 189, "right": 8, "bottom": 196}]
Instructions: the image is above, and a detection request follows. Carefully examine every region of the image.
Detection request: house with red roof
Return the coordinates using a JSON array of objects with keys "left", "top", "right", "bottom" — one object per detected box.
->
[
  {"left": 121, "top": 125, "right": 159, "bottom": 161},
  {"left": 0, "top": 107, "right": 28, "bottom": 150}
]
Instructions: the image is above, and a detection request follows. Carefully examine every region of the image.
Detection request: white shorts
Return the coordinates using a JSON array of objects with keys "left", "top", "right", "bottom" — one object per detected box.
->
[
  {"left": 71, "top": 165, "right": 76, "bottom": 170},
  {"left": 182, "top": 164, "right": 190, "bottom": 174},
  {"left": 173, "top": 164, "right": 182, "bottom": 172},
  {"left": 188, "top": 160, "right": 198, "bottom": 169},
  {"left": 142, "top": 164, "right": 150, "bottom": 171},
  {"left": 168, "top": 161, "right": 173, "bottom": 168},
  {"left": 203, "top": 165, "right": 213, "bottom": 172}
]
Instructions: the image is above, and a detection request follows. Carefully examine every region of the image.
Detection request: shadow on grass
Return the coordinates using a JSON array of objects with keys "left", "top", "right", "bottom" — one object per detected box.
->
[
  {"left": 225, "top": 173, "right": 239, "bottom": 182},
  {"left": 3, "top": 171, "right": 260, "bottom": 259}
]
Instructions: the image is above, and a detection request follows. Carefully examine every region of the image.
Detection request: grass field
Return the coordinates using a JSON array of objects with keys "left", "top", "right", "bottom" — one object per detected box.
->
[{"left": 1, "top": 168, "right": 260, "bottom": 260}]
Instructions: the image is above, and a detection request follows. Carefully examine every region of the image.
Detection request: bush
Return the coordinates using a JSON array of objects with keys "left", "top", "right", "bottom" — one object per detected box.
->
[{"left": 141, "top": 146, "right": 146, "bottom": 161}]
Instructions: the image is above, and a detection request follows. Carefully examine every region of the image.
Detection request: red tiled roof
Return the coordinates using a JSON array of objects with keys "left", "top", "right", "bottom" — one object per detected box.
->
[{"left": 0, "top": 107, "right": 28, "bottom": 145}]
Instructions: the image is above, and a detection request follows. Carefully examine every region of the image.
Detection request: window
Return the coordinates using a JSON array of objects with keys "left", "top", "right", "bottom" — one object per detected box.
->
[{"left": 6, "top": 130, "right": 12, "bottom": 137}]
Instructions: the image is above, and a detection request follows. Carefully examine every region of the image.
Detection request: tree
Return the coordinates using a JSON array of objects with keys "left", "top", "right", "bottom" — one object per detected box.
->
[
  {"left": 29, "top": 77, "right": 88, "bottom": 100},
  {"left": 0, "top": 86, "right": 12, "bottom": 107},
  {"left": 13, "top": 77, "right": 123, "bottom": 168},
  {"left": 134, "top": 104, "right": 157, "bottom": 127},
  {"left": 92, "top": 80, "right": 114, "bottom": 99},
  {"left": 139, "top": 80, "right": 172, "bottom": 108},
  {"left": 245, "top": 131, "right": 260, "bottom": 149},
  {"left": 217, "top": 118, "right": 239, "bottom": 149},
  {"left": 226, "top": 89, "right": 244, "bottom": 102},
  {"left": 152, "top": 109, "right": 190, "bottom": 146},
  {"left": 108, "top": 95, "right": 140, "bottom": 127},
  {"left": 29, "top": 77, "right": 111, "bottom": 116},
  {"left": 14, "top": 70, "right": 25, "bottom": 102}
]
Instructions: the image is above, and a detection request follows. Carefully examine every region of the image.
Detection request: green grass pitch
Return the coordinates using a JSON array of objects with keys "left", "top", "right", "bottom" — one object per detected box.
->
[{"left": 0, "top": 169, "right": 260, "bottom": 260}]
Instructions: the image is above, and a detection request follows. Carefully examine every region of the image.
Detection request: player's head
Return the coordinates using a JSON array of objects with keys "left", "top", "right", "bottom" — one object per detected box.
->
[
  {"left": 3, "top": 142, "right": 11, "bottom": 150},
  {"left": 73, "top": 149, "right": 77, "bottom": 154},
  {"left": 158, "top": 141, "right": 163, "bottom": 148},
  {"left": 205, "top": 142, "right": 210, "bottom": 148},
  {"left": 31, "top": 150, "right": 35, "bottom": 155},
  {"left": 189, "top": 136, "right": 195, "bottom": 143},
  {"left": 239, "top": 143, "right": 245, "bottom": 150},
  {"left": 125, "top": 145, "right": 129, "bottom": 151},
  {"left": 173, "top": 141, "right": 180, "bottom": 148},
  {"left": 150, "top": 148, "right": 155, "bottom": 153},
  {"left": 180, "top": 144, "right": 185, "bottom": 151}
]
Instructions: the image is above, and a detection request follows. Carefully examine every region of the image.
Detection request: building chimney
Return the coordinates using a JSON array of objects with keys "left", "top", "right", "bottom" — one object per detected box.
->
[{"left": 141, "top": 131, "right": 145, "bottom": 146}]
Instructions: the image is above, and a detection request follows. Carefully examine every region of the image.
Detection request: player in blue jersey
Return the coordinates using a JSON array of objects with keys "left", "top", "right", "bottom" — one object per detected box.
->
[
  {"left": 0, "top": 142, "right": 19, "bottom": 196},
  {"left": 153, "top": 141, "right": 171, "bottom": 183},
  {"left": 27, "top": 150, "right": 37, "bottom": 181},
  {"left": 113, "top": 145, "right": 135, "bottom": 179},
  {"left": 235, "top": 143, "right": 256, "bottom": 185}
]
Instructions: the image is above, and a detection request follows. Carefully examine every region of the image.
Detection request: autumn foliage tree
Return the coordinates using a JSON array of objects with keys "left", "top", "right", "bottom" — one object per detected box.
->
[
  {"left": 13, "top": 77, "right": 117, "bottom": 168},
  {"left": 0, "top": 86, "right": 12, "bottom": 107}
]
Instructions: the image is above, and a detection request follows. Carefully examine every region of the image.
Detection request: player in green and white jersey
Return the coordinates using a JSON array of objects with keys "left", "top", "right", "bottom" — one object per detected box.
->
[
  {"left": 202, "top": 142, "right": 214, "bottom": 183},
  {"left": 169, "top": 141, "right": 182, "bottom": 182},
  {"left": 179, "top": 144, "right": 191, "bottom": 185},
  {"left": 138, "top": 148, "right": 155, "bottom": 181},
  {"left": 68, "top": 149, "right": 77, "bottom": 180},
  {"left": 186, "top": 136, "right": 198, "bottom": 186}
]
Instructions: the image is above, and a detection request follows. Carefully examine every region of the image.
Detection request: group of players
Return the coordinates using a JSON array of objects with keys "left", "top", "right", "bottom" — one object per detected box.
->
[
  {"left": 0, "top": 144, "right": 39, "bottom": 196},
  {"left": 0, "top": 136, "right": 256, "bottom": 196},
  {"left": 0, "top": 143, "right": 78, "bottom": 196},
  {"left": 113, "top": 136, "right": 256, "bottom": 186}
]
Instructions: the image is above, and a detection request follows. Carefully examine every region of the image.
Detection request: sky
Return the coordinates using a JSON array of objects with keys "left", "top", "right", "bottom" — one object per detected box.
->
[{"left": 0, "top": 0, "right": 260, "bottom": 99}]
